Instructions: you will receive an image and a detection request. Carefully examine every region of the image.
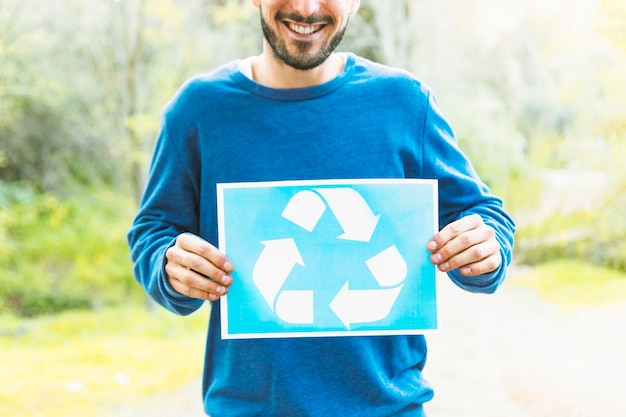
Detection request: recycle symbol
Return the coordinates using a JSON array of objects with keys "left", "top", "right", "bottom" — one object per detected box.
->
[{"left": 252, "top": 187, "right": 408, "bottom": 330}]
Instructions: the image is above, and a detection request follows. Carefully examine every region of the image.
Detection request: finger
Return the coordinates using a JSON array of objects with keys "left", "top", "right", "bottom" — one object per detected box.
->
[
  {"left": 171, "top": 234, "right": 234, "bottom": 286},
  {"left": 177, "top": 233, "right": 234, "bottom": 273},
  {"left": 430, "top": 224, "right": 494, "bottom": 266},
  {"left": 457, "top": 252, "right": 502, "bottom": 277},
  {"left": 165, "top": 262, "right": 230, "bottom": 301},
  {"left": 427, "top": 214, "right": 483, "bottom": 253},
  {"left": 167, "top": 247, "right": 234, "bottom": 288},
  {"left": 435, "top": 238, "right": 501, "bottom": 274}
]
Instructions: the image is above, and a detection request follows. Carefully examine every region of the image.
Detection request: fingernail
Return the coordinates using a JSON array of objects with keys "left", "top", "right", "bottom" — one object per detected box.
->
[
  {"left": 224, "top": 261, "right": 234, "bottom": 272},
  {"left": 427, "top": 241, "right": 437, "bottom": 251},
  {"left": 222, "top": 275, "right": 232, "bottom": 286},
  {"left": 432, "top": 253, "right": 442, "bottom": 263},
  {"left": 216, "top": 286, "right": 227, "bottom": 295},
  {"left": 439, "top": 262, "right": 449, "bottom": 272}
]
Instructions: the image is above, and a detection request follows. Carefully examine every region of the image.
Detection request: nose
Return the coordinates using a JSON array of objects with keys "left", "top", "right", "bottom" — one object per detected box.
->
[{"left": 291, "top": 0, "right": 321, "bottom": 16}]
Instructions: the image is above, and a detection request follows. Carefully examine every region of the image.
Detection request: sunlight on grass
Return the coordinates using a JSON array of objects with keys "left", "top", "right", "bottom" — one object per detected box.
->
[
  {"left": 0, "top": 304, "right": 210, "bottom": 417},
  {"left": 510, "top": 260, "right": 626, "bottom": 308}
]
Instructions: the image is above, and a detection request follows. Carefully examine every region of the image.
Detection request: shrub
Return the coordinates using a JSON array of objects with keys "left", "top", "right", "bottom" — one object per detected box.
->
[
  {"left": 0, "top": 183, "right": 140, "bottom": 316},
  {"left": 515, "top": 183, "right": 626, "bottom": 273}
]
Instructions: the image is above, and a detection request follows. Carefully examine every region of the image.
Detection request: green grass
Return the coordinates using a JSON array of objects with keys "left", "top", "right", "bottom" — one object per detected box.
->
[
  {"left": 0, "top": 304, "right": 210, "bottom": 417},
  {"left": 509, "top": 259, "right": 626, "bottom": 308}
]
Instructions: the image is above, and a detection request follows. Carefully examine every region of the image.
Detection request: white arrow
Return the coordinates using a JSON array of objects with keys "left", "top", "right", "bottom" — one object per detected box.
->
[
  {"left": 314, "top": 188, "right": 380, "bottom": 242},
  {"left": 365, "top": 245, "right": 407, "bottom": 287},
  {"left": 252, "top": 238, "right": 304, "bottom": 308},
  {"left": 281, "top": 190, "right": 326, "bottom": 232},
  {"left": 275, "top": 290, "right": 315, "bottom": 324},
  {"left": 329, "top": 282, "right": 404, "bottom": 330}
]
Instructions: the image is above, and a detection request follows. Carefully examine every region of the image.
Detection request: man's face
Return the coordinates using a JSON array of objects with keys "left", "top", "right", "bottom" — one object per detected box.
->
[{"left": 255, "top": 0, "right": 360, "bottom": 70}]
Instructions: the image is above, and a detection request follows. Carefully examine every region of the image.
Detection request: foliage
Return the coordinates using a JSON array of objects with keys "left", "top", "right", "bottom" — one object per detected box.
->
[
  {"left": 2, "top": 0, "right": 623, "bottom": 191},
  {"left": 600, "top": 0, "right": 626, "bottom": 55},
  {"left": 0, "top": 85, "right": 116, "bottom": 190},
  {"left": 0, "top": 183, "right": 139, "bottom": 316},
  {"left": 0, "top": 305, "right": 209, "bottom": 417},
  {"left": 0, "top": 2, "right": 118, "bottom": 190},
  {"left": 0, "top": 0, "right": 259, "bottom": 194},
  {"left": 514, "top": 181, "right": 626, "bottom": 273},
  {"left": 1, "top": 0, "right": 625, "bottom": 318},
  {"left": 510, "top": 260, "right": 626, "bottom": 308}
]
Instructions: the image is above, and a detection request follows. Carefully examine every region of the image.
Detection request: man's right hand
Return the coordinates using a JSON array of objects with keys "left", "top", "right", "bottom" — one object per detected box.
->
[{"left": 164, "top": 233, "right": 235, "bottom": 301}]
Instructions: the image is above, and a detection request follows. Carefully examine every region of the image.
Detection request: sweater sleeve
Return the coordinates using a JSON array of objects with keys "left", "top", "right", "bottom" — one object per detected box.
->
[
  {"left": 421, "top": 90, "right": 516, "bottom": 294},
  {"left": 126, "top": 112, "right": 205, "bottom": 315}
]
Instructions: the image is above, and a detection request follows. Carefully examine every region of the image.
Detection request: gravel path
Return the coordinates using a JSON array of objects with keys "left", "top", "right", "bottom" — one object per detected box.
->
[{"left": 103, "top": 270, "right": 626, "bottom": 417}]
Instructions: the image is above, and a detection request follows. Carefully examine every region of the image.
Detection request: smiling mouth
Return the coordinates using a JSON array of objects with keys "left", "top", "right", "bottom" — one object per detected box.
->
[
  {"left": 286, "top": 22, "right": 324, "bottom": 35},
  {"left": 277, "top": 11, "right": 332, "bottom": 36}
]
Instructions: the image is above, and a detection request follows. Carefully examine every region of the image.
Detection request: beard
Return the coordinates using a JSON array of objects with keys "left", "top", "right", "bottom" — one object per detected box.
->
[{"left": 259, "top": 9, "right": 349, "bottom": 71}]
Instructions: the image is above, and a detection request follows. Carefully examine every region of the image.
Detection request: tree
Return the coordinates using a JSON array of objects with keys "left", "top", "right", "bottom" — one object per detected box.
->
[
  {"left": 599, "top": 0, "right": 626, "bottom": 133},
  {"left": 0, "top": 0, "right": 261, "bottom": 195},
  {"left": 83, "top": 0, "right": 260, "bottom": 202},
  {"left": 0, "top": 0, "right": 114, "bottom": 190}
]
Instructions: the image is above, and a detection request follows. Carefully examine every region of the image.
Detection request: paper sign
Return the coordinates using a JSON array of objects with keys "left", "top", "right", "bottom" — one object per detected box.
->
[{"left": 217, "top": 179, "right": 438, "bottom": 339}]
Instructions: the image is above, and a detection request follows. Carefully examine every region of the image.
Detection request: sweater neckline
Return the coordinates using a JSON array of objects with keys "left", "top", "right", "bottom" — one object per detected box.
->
[{"left": 230, "top": 53, "right": 356, "bottom": 102}]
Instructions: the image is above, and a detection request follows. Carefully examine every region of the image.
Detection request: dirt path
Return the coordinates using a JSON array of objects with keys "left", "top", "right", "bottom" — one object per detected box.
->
[
  {"left": 427, "top": 272, "right": 626, "bottom": 417},
  {"left": 103, "top": 271, "right": 626, "bottom": 417}
]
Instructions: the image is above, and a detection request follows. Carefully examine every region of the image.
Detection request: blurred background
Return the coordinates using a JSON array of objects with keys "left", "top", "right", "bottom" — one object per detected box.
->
[{"left": 1, "top": 0, "right": 624, "bottom": 416}]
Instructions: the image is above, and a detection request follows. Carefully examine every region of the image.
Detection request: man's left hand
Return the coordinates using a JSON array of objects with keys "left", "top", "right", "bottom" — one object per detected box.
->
[{"left": 427, "top": 214, "right": 501, "bottom": 276}]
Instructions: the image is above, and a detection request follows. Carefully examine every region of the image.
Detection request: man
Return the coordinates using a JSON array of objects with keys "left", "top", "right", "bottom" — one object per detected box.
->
[{"left": 127, "top": 0, "right": 516, "bottom": 415}]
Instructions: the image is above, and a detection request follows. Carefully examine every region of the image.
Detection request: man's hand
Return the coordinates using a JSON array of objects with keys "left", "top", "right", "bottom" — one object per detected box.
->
[
  {"left": 427, "top": 214, "right": 501, "bottom": 276},
  {"left": 165, "top": 233, "right": 235, "bottom": 301}
]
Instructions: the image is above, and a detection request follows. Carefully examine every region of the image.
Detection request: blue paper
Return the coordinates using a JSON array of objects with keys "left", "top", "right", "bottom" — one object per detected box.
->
[{"left": 217, "top": 179, "right": 438, "bottom": 339}]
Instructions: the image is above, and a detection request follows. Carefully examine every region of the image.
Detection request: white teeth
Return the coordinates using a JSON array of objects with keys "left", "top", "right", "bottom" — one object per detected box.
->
[{"left": 289, "top": 23, "right": 319, "bottom": 35}]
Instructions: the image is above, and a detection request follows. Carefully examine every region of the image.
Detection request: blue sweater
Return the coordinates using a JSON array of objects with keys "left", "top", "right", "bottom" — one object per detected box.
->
[{"left": 128, "top": 54, "right": 515, "bottom": 416}]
